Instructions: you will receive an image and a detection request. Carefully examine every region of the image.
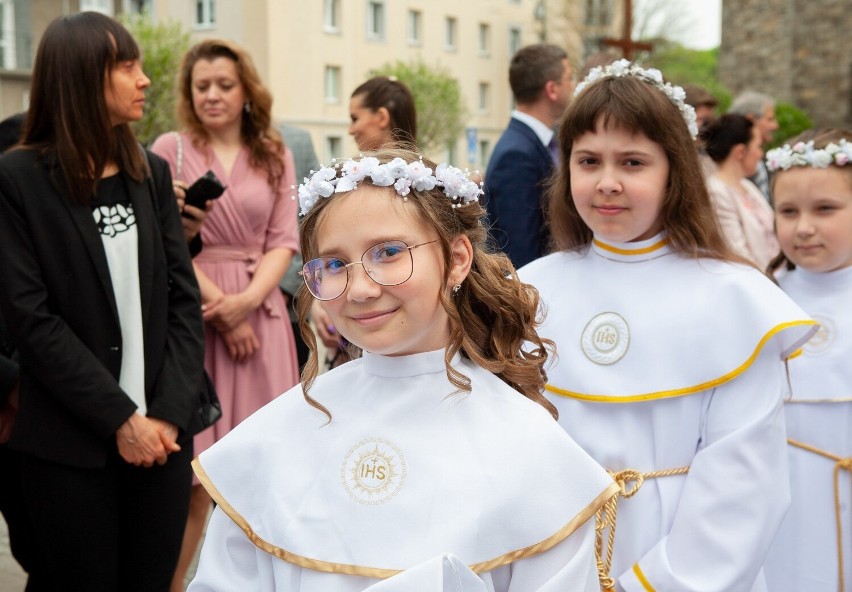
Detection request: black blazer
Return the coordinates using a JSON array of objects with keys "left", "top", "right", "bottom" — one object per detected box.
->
[
  {"left": 0, "top": 314, "right": 16, "bottom": 406},
  {"left": 483, "top": 117, "right": 555, "bottom": 269},
  {"left": 0, "top": 148, "right": 204, "bottom": 468}
]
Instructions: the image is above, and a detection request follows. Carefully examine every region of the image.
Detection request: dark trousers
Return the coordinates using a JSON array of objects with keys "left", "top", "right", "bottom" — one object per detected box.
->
[
  {"left": 19, "top": 439, "right": 193, "bottom": 592},
  {"left": 0, "top": 444, "right": 37, "bottom": 574}
]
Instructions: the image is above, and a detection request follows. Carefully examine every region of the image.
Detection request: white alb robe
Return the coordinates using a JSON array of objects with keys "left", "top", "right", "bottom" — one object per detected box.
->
[
  {"left": 764, "top": 265, "right": 852, "bottom": 591},
  {"left": 188, "top": 349, "right": 617, "bottom": 591},
  {"left": 518, "top": 234, "right": 817, "bottom": 592}
]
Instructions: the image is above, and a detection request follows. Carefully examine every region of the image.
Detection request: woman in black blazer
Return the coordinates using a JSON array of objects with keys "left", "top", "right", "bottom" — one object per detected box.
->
[{"left": 0, "top": 13, "right": 205, "bottom": 591}]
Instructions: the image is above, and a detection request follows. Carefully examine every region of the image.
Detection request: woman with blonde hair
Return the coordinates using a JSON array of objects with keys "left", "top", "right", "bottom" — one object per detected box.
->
[{"left": 152, "top": 39, "right": 299, "bottom": 590}]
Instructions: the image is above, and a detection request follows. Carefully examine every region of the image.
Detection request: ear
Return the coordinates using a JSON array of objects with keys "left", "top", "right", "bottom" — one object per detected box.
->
[
  {"left": 732, "top": 143, "right": 747, "bottom": 161},
  {"left": 376, "top": 106, "right": 392, "bottom": 130},
  {"left": 447, "top": 234, "right": 473, "bottom": 289},
  {"left": 543, "top": 79, "right": 559, "bottom": 103}
]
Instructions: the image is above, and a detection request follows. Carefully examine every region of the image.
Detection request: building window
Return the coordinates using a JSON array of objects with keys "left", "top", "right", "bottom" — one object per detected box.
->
[
  {"left": 508, "top": 26, "right": 522, "bottom": 56},
  {"left": 81, "top": 0, "right": 114, "bottom": 15},
  {"left": 408, "top": 10, "right": 422, "bottom": 45},
  {"left": 478, "top": 83, "right": 490, "bottom": 113},
  {"left": 326, "top": 136, "right": 343, "bottom": 162},
  {"left": 367, "top": 1, "right": 386, "bottom": 40},
  {"left": 196, "top": 0, "right": 215, "bottom": 27},
  {"left": 324, "top": 0, "right": 340, "bottom": 32},
  {"left": 479, "top": 139, "right": 491, "bottom": 168},
  {"left": 478, "top": 23, "right": 490, "bottom": 55},
  {"left": 123, "top": 0, "right": 152, "bottom": 14},
  {"left": 325, "top": 66, "right": 341, "bottom": 103},
  {"left": 446, "top": 140, "right": 457, "bottom": 165},
  {"left": 585, "top": 0, "right": 612, "bottom": 26},
  {"left": 445, "top": 17, "right": 457, "bottom": 51},
  {"left": 0, "top": 0, "right": 15, "bottom": 69}
]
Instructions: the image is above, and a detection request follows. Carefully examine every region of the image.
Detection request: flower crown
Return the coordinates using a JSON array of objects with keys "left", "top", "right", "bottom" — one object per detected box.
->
[
  {"left": 293, "top": 156, "right": 483, "bottom": 216},
  {"left": 574, "top": 59, "right": 699, "bottom": 138},
  {"left": 765, "top": 139, "right": 851, "bottom": 172}
]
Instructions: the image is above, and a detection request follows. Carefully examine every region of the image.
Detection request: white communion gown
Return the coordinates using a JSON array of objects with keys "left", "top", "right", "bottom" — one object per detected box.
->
[
  {"left": 764, "top": 265, "right": 852, "bottom": 591},
  {"left": 518, "top": 233, "right": 817, "bottom": 592},
  {"left": 188, "top": 348, "right": 618, "bottom": 591}
]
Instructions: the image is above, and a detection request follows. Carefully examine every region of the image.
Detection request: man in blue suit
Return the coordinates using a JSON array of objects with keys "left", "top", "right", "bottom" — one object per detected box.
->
[{"left": 484, "top": 44, "right": 573, "bottom": 268}]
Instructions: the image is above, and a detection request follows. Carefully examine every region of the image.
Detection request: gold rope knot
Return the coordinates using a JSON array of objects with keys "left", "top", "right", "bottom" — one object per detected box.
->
[
  {"left": 612, "top": 469, "right": 645, "bottom": 498},
  {"left": 594, "top": 465, "right": 689, "bottom": 591}
]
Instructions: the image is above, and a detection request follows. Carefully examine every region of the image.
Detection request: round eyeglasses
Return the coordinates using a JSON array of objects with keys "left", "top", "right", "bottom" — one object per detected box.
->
[{"left": 300, "top": 239, "right": 438, "bottom": 301}]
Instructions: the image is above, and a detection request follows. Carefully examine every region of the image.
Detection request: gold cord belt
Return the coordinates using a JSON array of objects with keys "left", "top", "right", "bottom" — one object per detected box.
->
[
  {"left": 787, "top": 438, "right": 852, "bottom": 592},
  {"left": 595, "top": 466, "right": 690, "bottom": 592}
]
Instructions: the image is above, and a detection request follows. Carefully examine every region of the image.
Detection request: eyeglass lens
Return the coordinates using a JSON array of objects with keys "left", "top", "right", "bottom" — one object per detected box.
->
[{"left": 302, "top": 240, "right": 415, "bottom": 300}]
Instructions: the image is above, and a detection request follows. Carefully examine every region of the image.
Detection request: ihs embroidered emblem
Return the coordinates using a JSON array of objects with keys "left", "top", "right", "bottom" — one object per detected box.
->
[
  {"left": 341, "top": 437, "right": 407, "bottom": 505},
  {"left": 581, "top": 312, "right": 630, "bottom": 365}
]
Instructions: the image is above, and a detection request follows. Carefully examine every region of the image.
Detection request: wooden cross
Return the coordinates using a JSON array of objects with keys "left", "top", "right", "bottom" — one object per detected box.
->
[{"left": 601, "top": 0, "right": 653, "bottom": 59}]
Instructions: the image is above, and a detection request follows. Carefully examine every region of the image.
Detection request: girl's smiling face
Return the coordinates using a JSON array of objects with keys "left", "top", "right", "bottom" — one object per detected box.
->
[
  {"left": 313, "top": 185, "right": 459, "bottom": 356},
  {"left": 774, "top": 166, "right": 852, "bottom": 273},
  {"left": 569, "top": 116, "right": 670, "bottom": 243}
]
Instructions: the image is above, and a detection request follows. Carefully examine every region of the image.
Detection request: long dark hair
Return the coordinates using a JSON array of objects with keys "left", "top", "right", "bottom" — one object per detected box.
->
[{"left": 21, "top": 11, "right": 147, "bottom": 203}]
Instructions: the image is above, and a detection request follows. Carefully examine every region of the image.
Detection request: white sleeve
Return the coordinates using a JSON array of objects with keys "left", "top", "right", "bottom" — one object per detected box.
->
[
  {"left": 187, "top": 505, "right": 276, "bottom": 591},
  {"left": 618, "top": 350, "right": 790, "bottom": 592},
  {"left": 502, "top": 519, "right": 600, "bottom": 592}
]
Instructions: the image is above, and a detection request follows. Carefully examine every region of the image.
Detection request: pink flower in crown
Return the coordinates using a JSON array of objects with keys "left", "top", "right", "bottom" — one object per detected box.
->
[
  {"left": 792, "top": 142, "right": 807, "bottom": 153},
  {"left": 836, "top": 152, "right": 849, "bottom": 166}
]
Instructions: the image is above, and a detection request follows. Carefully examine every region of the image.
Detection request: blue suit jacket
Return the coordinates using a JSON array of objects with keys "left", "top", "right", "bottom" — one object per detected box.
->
[{"left": 483, "top": 117, "right": 554, "bottom": 269}]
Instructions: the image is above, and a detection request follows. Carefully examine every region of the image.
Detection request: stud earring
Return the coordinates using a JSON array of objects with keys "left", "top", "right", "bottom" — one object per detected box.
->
[
  {"left": 244, "top": 101, "right": 252, "bottom": 113},
  {"left": 452, "top": 283, "right": 462, "bottom": 294}
]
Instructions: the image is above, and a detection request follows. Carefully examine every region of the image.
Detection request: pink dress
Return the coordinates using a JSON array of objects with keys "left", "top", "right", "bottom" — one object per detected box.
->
[{"left": 152, "top": 132, "right": 300, "bottom": 459}]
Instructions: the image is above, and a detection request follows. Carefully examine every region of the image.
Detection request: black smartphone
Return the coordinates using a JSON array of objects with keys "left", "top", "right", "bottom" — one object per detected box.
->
[{"left": 182, "top": 170, "right": 225, "bottom": 216}]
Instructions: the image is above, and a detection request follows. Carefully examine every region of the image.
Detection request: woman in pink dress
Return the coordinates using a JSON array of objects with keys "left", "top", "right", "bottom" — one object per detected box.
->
[{"left": 152, "top": 39, "right": 299, "bottom": 591}]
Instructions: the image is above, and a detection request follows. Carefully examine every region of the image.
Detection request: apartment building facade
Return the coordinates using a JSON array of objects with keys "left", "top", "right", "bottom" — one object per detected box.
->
[{"left": 1, "top": 0, "right": 622, "bottom": 167}]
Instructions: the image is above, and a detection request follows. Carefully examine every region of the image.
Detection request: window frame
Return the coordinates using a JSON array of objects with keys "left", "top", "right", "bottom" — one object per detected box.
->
[{"left": 366, "top": 0, "right": 386, "bottom": 41}]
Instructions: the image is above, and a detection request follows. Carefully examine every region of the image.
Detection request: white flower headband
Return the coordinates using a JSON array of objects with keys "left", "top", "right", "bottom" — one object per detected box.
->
[
  {"left": 765, "top": 139, "right": 851, "bottom": 172},
  {"left": 574, "top": 59, "right": 699, "bottom": 138},
  {"left": 293, "top": 156, "right": 483, "bottom": 216}
]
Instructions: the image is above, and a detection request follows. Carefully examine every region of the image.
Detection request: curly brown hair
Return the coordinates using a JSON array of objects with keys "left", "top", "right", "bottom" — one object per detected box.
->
[
  {"left": 176, "top": 39, "right": 286, "bottom": 190},
  {"left": 296, "top": 147, "right": 557, "bottom": 421}
]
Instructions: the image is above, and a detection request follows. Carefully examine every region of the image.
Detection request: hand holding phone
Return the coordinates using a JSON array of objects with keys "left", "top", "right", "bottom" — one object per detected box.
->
[{"left": 182, "top": 170, "right": 225, "bottom": 217}]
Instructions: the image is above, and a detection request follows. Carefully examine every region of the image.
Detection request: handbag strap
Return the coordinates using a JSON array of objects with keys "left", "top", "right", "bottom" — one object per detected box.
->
[{"left": 173, "top": 131, "right": 183, "bottom": 179}]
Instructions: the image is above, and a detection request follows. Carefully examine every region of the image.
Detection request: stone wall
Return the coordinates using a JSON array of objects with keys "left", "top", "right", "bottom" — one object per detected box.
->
[{"left": 719, "top": 0, "right": 851, "bottom": 129}]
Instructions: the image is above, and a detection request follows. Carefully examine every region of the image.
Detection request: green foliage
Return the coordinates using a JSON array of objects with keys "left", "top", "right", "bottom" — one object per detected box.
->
[
  {"left": 368, "top": 60, "right": 468, "bottom": 154},
  {"left": 120, "top": 13, "right": 191, "bottom": 146},
  {"left": 772, "top": 102, "right": 813, "bottom": 148},
  {"left": 642, "top": 43, "right": 731, "bottom": 111}
]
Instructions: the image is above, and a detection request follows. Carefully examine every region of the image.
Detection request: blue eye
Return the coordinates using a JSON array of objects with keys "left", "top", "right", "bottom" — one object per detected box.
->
[
  {"left": 379, "top": 245, "right": 403, "bottom": 258},
  {"left": 325, "top": 258, "right": 347, "bottom": 273},
  {"left": 367, "top": 241, "right": 408, "bottom": 264}
]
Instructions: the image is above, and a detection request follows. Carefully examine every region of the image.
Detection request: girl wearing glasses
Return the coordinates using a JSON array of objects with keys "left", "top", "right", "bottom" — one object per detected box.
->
[{"left": 187, "top": 147, "right": 617, "bottom": 591}]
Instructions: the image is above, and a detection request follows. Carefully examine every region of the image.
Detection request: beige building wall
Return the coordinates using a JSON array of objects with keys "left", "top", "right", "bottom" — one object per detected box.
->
[
  {"left": 5, "top": 1, "right": 624, "bottom": 165},
  {"left": 149, "top": 0, "right": 617, "bottom": 169}
]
